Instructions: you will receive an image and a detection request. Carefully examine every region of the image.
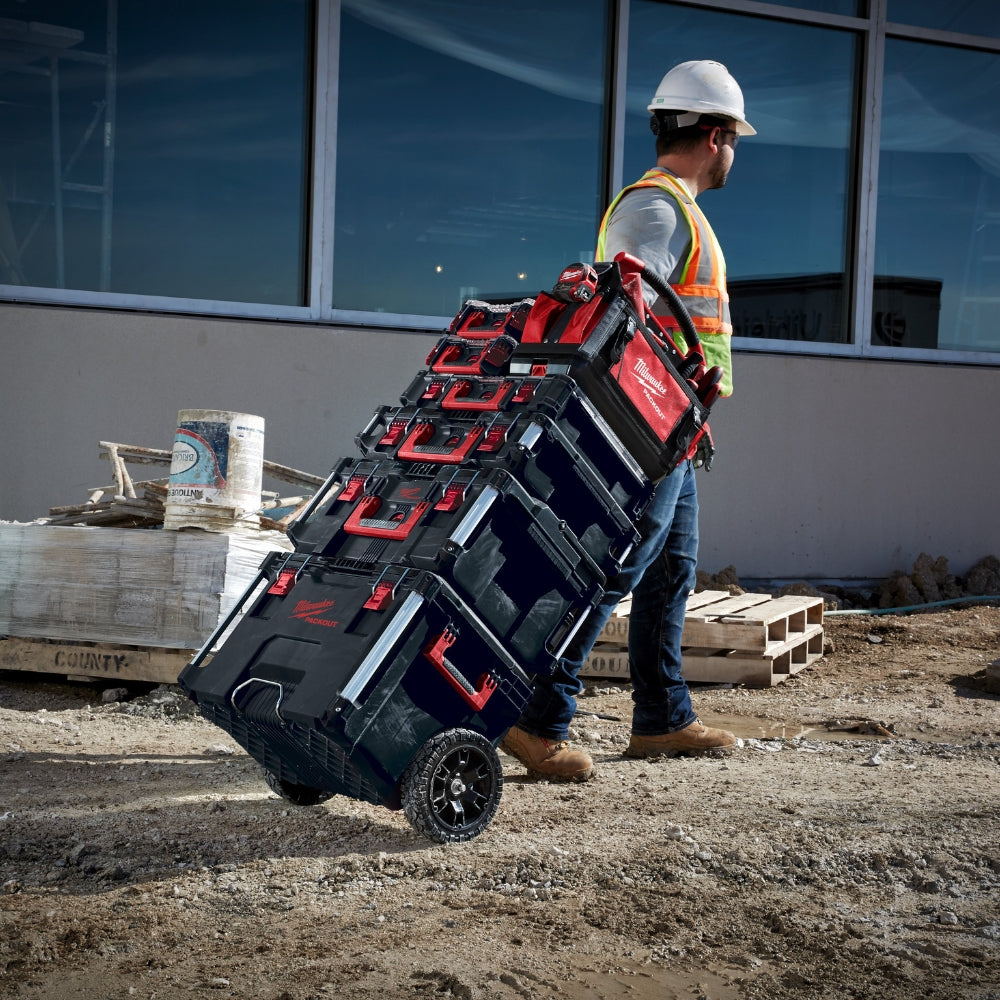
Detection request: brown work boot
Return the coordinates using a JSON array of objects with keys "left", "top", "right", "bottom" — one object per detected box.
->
[
  {"left": 625, "top": 719, "right": 738, "bottom": 759},
  {"left": 500, "top": 726, "right": 593, "bottom": 782}
]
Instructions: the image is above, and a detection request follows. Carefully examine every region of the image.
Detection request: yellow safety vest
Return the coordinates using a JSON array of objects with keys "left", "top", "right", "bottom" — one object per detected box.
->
[{"left": 596, "top": 168, "right": 733, "bottom": 396}]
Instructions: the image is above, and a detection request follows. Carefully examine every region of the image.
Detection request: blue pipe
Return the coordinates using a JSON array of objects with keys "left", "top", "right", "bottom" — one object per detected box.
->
[{"left": 825, "top": 595, "right": 1000, "bottom": 617}]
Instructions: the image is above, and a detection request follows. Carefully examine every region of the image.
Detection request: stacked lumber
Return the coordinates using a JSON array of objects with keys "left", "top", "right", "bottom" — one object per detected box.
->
[
  {"left": 582, "top": 590, "right": 825, "bottom": 687},
  {"left": 42, "top": 442, "right": 320, "bottom": 531},
  {"left": 0, "top": 524, "right": 290, "bottom": 650}
]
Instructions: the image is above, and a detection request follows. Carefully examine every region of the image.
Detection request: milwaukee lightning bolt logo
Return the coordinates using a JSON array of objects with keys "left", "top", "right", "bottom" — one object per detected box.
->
[
  {"left": 632, "top": 357, "right": 669, "bottom": 398},
  {"left": 290, "top": 598, "right": 339, "bottom": 628}
]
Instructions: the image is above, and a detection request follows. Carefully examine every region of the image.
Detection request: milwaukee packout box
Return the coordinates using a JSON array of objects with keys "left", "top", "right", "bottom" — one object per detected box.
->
[
  {"left": 510, "top": 254, "right": 722, "bottom": 481},
  {"left": 182, "top": 253, "right": 715, "bottom": 843},
  {"left": 284, "top": 463, "right": 605, "bottom": 670},
  {"left": 349, "top": 373, "right": 652, "bottom": 574},
  {"left": 179, "top": 553, "right": 533, "bottom": 839}
]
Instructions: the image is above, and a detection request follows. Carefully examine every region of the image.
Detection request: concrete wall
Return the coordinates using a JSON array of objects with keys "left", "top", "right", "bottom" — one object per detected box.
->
[{"left": 3, "top": 302, "right": 998, "bottom": 581}]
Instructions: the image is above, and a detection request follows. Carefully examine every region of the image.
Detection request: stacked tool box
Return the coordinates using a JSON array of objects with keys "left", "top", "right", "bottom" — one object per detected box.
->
[{"left": 179, "top": 254, "right": 718, "bottom": 842}]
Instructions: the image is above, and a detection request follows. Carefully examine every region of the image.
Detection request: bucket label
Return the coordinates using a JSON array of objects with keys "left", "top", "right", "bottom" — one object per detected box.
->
[
  {"left": 169, "top": 423, "right": 228, "bottom": 489},
  {"left": 163, "top": 410, "right": 265, "bottom": 530}
]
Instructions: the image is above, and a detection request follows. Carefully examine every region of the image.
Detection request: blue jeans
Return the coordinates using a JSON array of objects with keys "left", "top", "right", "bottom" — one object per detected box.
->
[{"left": 516, "top": 460, "right": 699, "bottom": 740}]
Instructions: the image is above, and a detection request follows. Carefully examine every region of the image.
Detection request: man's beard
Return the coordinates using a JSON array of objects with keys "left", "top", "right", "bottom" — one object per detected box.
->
[{"left": 708, "top": 158, "right": 730, "bottom": 190}]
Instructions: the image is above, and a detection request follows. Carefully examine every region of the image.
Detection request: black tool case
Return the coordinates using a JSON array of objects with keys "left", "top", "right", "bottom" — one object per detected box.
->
[
  {"left": 179, "top": 553, "right": 536, "bottom": 842},
  {"left": 351, "top": 380, "right": 650, "bottom": 574},
  {"left": 284, "top": 462, "right": 605, "bottom": 669}
]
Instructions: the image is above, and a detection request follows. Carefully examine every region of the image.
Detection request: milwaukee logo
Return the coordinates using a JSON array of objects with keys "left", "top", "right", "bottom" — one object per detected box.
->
[
  {"left": 290, "top": 598, "right": 339, "bottom": 628},
  {"left": 632, "top": 357, "right": 669, "bottom": 398}
]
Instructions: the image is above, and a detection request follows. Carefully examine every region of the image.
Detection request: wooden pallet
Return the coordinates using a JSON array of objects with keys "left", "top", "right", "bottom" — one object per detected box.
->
[
  {"left": 0, "top": 637, "right": 191, "bottom": 685},
  {"left": 582, "top": 590, "right": 825, "bottom": 687}
]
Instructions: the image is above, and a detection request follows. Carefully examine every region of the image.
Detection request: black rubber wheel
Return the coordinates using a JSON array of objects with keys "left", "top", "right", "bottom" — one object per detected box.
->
[
  {"left": 400, "top": 728, "right": 503, "bottom": 843},
  {"left": 263, "top": 770, "right": 333, "bottom": 807}
]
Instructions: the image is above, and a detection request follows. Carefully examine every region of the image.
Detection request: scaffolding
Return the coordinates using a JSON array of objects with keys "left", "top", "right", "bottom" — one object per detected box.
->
[{"left": 0, "top": 0, "right": 117, "bottom": 289}]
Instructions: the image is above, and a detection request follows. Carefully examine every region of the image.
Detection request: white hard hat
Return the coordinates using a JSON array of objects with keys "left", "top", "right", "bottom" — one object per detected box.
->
[{"left": 648, "top": 60, "right": 756, "bottom": 136}]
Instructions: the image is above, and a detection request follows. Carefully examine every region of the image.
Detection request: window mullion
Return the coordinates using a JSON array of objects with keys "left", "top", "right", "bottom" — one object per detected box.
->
[
  {"left": 310, "top": 0, "right": 339, "bottom": 320},
  {"left": 852, "top": 0, "right": 887, "bottom": 356},
  {"left": 604, "top": 0, "right": 630, "bottom": 213}
]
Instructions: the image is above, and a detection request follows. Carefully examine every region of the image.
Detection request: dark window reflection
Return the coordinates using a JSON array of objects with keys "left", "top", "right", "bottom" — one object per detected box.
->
[
  {"left": 877, "top": 39, "right": 1000, "bottom": 353},
  {"left": 626, "top": 2, "right": 858, "bottom": 345},
  {"left": 750, "top": 0, "right": 860, "bottom": 13},
  {"left": 887, "top": 1, "right": 1000, "bottom": 35},
  {"left": 0, "top": 0, "right": 312, "bottom": 304},
  {"left": 333, "top": 0, "right": 608, "bottom": 318}
]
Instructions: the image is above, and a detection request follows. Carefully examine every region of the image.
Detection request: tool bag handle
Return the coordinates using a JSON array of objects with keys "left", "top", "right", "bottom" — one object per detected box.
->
[{"left": 614, "top": 251, "right": 702, "bottom": 352}]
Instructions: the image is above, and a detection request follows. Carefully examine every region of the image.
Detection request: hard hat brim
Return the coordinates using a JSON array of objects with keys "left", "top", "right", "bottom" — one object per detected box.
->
[{"left": 647, "top": 99, "right": 756, "bottom": 136}]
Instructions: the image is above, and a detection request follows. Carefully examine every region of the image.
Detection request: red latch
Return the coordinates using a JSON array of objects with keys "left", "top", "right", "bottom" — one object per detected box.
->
[
  {"left": 434, "top": 484, "right": 466, "bottom": 512},
  {"left": 530, "top": 363, "right": 548, "bottom": 377},
  {"left": 378, "top": 419, "right": 408, "bottom": 446},
  {"left": 477, "top": 424, "right": 510, "bottom": 452},
  {"left": 422, "top": 380, "right": 446, "bottom": 401},
  {"left": 363, "top": 581, "right": 395, "bottom": 611},
  {"left": 267, "top": 569, "right": 297, "bottom": 596},
  {"left": 511, "top": 381, "right": 536, "bottom": 404},
  {"left": 338, "top": 474, "right": 367, "bottom": 503}
]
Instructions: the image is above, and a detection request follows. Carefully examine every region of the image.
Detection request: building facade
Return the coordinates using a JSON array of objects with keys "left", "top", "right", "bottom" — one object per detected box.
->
[{"left": 2, "top": 0, "right": 999, "bottom": 580}]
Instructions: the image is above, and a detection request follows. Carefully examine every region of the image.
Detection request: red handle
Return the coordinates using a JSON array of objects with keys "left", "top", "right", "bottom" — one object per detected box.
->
[
  {"left": 441, "top": 379, "right": 517, "bottom": 412},
  {"left": 430, "top": 342, "right": 486, "bottom": 375},
  {"left": 343, "top": 494, "right": 430, "bottom": 539},
  {"left": 423, "top": 631, "right": 497, "bottom": 710},
  {"left": 397, "top": 421, "right": 485, "bottom": 464}
]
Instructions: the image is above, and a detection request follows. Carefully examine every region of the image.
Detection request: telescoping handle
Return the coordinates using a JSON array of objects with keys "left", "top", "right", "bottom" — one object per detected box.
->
[{"left": 423, "top": 629, "right": 497, "bottom": 710}]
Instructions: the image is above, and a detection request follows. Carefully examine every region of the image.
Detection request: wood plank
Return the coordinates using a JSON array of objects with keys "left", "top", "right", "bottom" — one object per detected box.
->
[
  {"left": 582, "top": 626, "right": 826, "bottom": 686},
  {"left": 683, "top": 592, "right": 774, "bottom": 620},
  {"left": 0, "top": 637, "right": 189, "bottom": 685},
  {"left": 580, "top": 644, "right": 630, "bottom": 680},
  {"left": 683, "top": 590, "right": 732, "bottom": 611}
]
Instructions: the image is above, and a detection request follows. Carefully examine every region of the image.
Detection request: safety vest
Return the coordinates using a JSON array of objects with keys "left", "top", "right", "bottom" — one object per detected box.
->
[{"left": 596, "top": 168, "right": 733, "bottom": 395}]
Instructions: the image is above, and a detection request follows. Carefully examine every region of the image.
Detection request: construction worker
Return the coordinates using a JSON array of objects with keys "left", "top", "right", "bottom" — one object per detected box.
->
[{"left": 502, "top": 60, "right": 753, "bottom": 781}]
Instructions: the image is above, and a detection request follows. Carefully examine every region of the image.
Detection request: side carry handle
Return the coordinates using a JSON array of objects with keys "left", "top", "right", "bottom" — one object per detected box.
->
[{"left": 423, "top": 629, "right": 497, "bottom": 710}]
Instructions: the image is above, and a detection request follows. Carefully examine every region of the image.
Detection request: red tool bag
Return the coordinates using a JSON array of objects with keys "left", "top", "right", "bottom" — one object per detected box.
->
[{"left": 511, "top": 252, "right": 723, "bottom": 481}]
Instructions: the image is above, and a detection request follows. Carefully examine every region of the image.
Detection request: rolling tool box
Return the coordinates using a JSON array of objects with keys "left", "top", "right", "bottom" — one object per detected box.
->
[
  {"left": 179, "top": 553, "right": 535, "bottom": 842},
  {"left": 181, "top": 253, "right": 718, "bottom": 843}
]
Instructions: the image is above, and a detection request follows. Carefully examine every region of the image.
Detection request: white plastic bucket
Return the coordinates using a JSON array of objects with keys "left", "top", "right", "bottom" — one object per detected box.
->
[{"left": 162, "top": 410, "right": 265, "bottom": 534}]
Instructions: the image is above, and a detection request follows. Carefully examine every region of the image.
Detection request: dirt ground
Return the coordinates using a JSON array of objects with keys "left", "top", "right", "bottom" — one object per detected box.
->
[{"left": 2, "top": 605, "right": 998, "bottom": 1000}]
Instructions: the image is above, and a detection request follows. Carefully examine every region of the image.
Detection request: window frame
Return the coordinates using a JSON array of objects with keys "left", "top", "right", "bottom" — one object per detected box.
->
[{"left": 1, "top": 0, "right": 1000, "bottom": 363}]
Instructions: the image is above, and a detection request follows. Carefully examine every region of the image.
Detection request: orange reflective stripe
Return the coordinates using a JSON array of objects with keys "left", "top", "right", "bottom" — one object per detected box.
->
[{"left": 598, "top": 168, "right": 732, "bottom": 339}]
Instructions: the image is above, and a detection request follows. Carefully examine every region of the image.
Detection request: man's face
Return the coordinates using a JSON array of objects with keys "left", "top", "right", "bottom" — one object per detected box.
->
[{"left": 707, "top": 124, "right": 739, "bottom": 190}]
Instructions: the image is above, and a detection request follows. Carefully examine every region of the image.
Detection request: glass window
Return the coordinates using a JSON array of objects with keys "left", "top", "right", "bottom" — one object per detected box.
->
[
  {"left": 750, "top": 0, "right": 861, "bottom": 14},
  {"left": 0, "top": 0, "right": 312, "bottom": 304},
  {"left": 333, "top": 0, "right": 608, "bottom": 318},
  {"left": 887, "top": 1, "right": 1000, "bottom": 36},
  {"left": 625, "top": 3, "right": 859, "bottom": 344},
  {"left": 875, "top": 39, "right": 1000, "bottom": 353}
]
